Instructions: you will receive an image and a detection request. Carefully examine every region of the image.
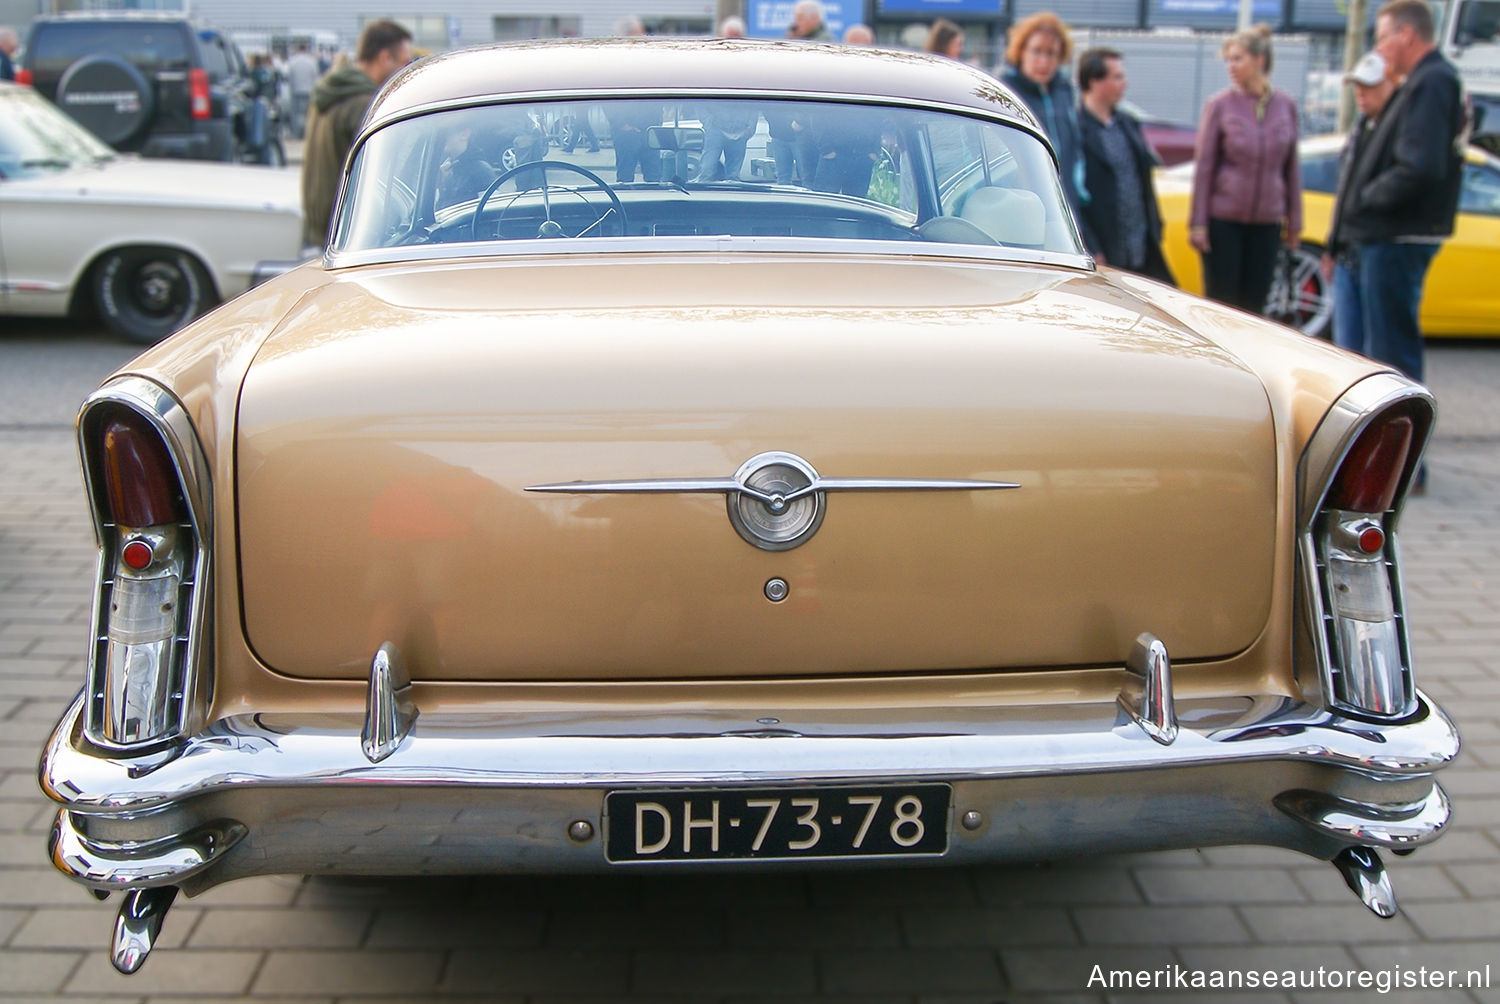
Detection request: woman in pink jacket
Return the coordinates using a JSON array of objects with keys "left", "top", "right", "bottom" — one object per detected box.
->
[{"left": 1189, "top": 24, "right": 1302, "bottom": 314}]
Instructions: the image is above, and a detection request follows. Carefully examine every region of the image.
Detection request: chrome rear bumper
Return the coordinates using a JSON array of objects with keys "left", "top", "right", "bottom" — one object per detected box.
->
[{"left": 40, "top": 687, "right": 1459, "bottom": 895}]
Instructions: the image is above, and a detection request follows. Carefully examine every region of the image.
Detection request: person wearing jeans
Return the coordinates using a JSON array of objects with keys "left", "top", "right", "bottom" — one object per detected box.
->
[
  {"left": 1324, "top": 52, "right": 1397, "bottom": 353},
  {"left": 1330, "top": 0, "right": 1466, "bottom": 389}
]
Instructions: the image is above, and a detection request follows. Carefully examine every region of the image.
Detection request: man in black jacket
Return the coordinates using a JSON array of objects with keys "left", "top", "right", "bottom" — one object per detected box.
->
[
  {"left": 1076, "top": 48, "right": 1174, "bottom": 283},
  {"left": 1339, "top": 0, "right": 1466, "bottom": 383},
  {"left": 1323, "top": 52, "right": 1397, "bottom": 352}
]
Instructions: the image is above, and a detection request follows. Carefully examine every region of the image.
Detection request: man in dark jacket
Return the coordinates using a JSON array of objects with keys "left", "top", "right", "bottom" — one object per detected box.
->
[
  {"left": 1322, "top": 51, "right": 1397, "bottom": 351},
  {"left": 300, "top": 20, "right": 412, "bottom": 250},
  {"left": 1337, "top": 0, "right": 1466, "bottom": 383},
  {"left": 1076, "top": 48, "right": 1174, "bottom": 283}
]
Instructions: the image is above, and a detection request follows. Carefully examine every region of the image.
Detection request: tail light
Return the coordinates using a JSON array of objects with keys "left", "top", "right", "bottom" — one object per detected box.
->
[
  {"left": 189, "top": 69, "right": 211, "bottom": 119},
  {"left": 1301, "top": 384, "right": 1431, "bottom": 720},
  {"left": 78, "top": 381, "right": 212, "bottom": 750},
  {"left": 15, "top": 68, "right": 32, "bottom": 87}
]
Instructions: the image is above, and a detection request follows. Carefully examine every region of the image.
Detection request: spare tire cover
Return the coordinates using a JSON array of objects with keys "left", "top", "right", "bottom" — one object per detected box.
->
[{"left": 56, "top": 55, "right": 155, "bottom": 148}]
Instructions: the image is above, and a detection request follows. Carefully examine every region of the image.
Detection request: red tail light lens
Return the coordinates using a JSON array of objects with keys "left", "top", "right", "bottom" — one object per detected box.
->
[
  {"left": 15, "top": 68, "right": 32, "bottom": 87},
  {"left": 101, "top": 414, "right": 184, "bottom": 527},
  {"left": 189, "top": 69, "right": 211, "bottom": 119},
  {"left": 1327, "top": 413, "right": 1413, "bottom": 514}
]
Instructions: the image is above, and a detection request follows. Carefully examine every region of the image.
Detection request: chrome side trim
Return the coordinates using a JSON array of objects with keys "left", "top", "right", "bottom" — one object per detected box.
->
[
  {"left": 76, "top": 378, "right": 214, "bottom": 752},
  {"left": 1117, "top": 634, "right": 1178, "bottom": 745},
  {"left": 362, "top": 644, "right": 418, "bottom": 764},
  {"left": 1274, "top": 786, "right": 1450, "bottom": 848},
  {"left": 526, "top": 475, "right": 1022, "bottom": 500}
]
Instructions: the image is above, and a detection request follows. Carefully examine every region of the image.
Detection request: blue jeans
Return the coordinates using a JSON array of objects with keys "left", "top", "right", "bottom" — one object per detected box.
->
[
  {"left": 769, "top": 135, "right": 816, "bottom": 186},
  {"left": 1332, "top": 260, "right": 1363, "bottom": 353},
  {"left": 695, "top": 128, "right": 749, "bottom": 182},
  {"left": 1359, "top": 242, "right": 1439, "bottom": 383}
]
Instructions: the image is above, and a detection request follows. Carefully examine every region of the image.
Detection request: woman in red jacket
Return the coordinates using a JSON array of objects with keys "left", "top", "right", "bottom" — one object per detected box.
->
[{"left": 1189, "top": 24, "right": 1302, "bottom": 314}]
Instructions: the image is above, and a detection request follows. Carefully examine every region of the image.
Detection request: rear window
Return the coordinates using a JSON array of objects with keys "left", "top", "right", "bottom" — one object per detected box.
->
[
  {"left": 29, "top": 23, "right": 190, "bottom": 77},
  {"left": 334, "top": 96, "right": 1082, "bottom": 260},
  {"left": 197, "top": 31, "right": 235, "bottom": 81}
]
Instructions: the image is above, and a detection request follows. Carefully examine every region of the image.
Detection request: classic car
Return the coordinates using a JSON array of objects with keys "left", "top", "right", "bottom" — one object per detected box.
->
[
  {"left": 1157, "top": 134, "right": 1500, "bottom": 337},
  {"left": 39, "top": 39, "right": 1458, "bottom": 973},
  {"left": 0, "top": 80, "right": 300, "bottom": 344}
]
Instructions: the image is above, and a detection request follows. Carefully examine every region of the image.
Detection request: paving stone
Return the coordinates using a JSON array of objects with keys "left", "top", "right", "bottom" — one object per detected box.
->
[
  {"left": 1175, "top": 944, "right": 1361, "bottom": 976},
  {"left": 11, "top": 905, "right": 195, "bottom": 952},
  {"left": 1402, "top": 899, "right": 1500, "bottom": 941},
  {"left": 187, "top": 908, "right": 372, "bottom": 949},
  {"left": 1073, "top": 904, "right": 1248, "bottom": 945},
  {"left": 806, "top": 868, "right": 979, "bottom": 908},
  {"left": 1349, "top": 942, "right": 1500, "bottom": 986},
  {"left": 901, "top": 904, "right": 1077, "bottom": 948},
  {"left": 1241, "top": 901, "right": 1429, "bottom": 943},
  {"left": 1133, "top": 867, "right": 1307, "bottom": 905},
  {"left": 186, "top": 876, "right": 303, "bottom": 908},
  {"left": 1442, "top": 860, "right": 1500, "bottom": 897},
  {"left": 0, "top": 949, "right": 82, "bottom": 993},
  {"left": 1001, "top": 946, "right": 1175, "bottom": 993},
  {"left": 634, "top": 948, "right": 822, "bottom": 995},
  {"left": 819, "top": 948, "right": 1004, "bottom": 995},
  {"left": 975, "top": 865, "right": 1143, "bottom": 906},
  {"left": 727, "top": 907, "right": 903, "bottom": 948},
  {"left": 365, "top": 905, "right": 545, "bottom": 949},
  {"left": 65, "top": 950, "right": 261, "bottom": 996},
  {"left": 443, "top": 947, "right": 632, "bottom": 995},
  {"left": 251, "top": 949, "right": 444, "bottom": 996}
]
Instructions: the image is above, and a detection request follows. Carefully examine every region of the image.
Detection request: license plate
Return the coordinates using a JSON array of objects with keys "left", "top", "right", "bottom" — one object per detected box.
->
[{"left": 605, "top": 784, "right": 950, "bottom": 863}]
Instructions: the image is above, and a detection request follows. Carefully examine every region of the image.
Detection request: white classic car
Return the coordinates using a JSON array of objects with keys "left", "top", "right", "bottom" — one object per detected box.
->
[{"left": 0, "top": 81, "right": 301, "bottom": 343}]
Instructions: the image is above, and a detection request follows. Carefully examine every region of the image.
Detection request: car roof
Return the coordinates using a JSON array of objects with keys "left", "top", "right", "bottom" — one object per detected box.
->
[{"left": 363, "top": 38, "right": 1037, "bottom": 137}]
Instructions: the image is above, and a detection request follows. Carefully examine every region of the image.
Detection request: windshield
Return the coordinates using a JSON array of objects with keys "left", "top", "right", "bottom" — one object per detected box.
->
[
  {"left": 333, "top": 97, "right": 1082, "bottom": 259},
  {"left": 0, "top": 87, "right": 116, "bottom": 180}
]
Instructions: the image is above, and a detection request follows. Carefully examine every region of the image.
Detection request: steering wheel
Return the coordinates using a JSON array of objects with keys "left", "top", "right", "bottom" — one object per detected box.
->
[{"left": 472, "top": 160, "right": 628, "bottom": 241}]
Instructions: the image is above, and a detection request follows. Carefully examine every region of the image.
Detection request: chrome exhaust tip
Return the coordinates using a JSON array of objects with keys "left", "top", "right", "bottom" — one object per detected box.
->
[{"left": 1332, "top": 846, "right": 1398, "bottom": 919}]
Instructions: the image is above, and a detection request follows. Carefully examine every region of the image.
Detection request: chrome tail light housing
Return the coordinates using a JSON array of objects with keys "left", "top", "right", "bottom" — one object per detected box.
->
[
  {"left": 1298, "top": 374, "right": 1434, "bottom": 720},
  {"left": 77, "top": 378, "right": 213, "bottom": 750}
]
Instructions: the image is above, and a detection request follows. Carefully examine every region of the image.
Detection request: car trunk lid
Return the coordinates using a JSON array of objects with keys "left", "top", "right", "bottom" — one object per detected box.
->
[{"left": 236, "top": 255, "right": 1278, "bottom": 681}]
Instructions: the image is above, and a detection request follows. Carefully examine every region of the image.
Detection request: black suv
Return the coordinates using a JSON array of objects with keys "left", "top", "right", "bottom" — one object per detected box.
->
[{"left": 22, "top": 12, "right": 250, "bottom": 161}]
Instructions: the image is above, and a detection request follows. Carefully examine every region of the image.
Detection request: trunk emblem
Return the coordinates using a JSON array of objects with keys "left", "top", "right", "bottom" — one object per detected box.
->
[{"left": 526, "top": 452, "right": 1020, "bottom": 552}]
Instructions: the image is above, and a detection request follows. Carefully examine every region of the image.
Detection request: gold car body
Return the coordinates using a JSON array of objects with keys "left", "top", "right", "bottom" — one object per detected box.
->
[
  {"left": 1157, "top": 135, "right": 1500, "bottom": 337},
  {"left": 40, "top": 40, "right": 1457, "bottom": 969}
]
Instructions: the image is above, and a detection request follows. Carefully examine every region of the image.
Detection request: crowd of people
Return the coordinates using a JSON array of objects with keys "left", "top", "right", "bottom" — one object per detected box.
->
[{"left": 285, "top": 0, "right": 1463, "bottom": 410}]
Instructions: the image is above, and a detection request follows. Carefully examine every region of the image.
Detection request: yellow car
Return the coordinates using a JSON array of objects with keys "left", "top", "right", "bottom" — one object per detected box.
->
[{"left": 1157, "top": 135, "right": 1500, "bottom": 337}]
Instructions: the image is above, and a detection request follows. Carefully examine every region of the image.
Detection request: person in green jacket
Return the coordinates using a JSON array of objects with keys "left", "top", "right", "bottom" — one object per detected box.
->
[{"left": 300, "top": 20, "right": 412, "bottom": 250}]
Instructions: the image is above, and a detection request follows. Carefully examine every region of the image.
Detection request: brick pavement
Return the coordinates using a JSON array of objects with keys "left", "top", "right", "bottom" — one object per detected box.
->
[{"left": 0, "top": 340, "right": 1496, "bottom": 1002}]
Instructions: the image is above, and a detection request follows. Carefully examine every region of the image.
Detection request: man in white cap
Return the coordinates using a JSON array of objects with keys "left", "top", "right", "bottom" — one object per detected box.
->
[{"left": 1323, "top": 51, "right": 1399, "bottom": 352}]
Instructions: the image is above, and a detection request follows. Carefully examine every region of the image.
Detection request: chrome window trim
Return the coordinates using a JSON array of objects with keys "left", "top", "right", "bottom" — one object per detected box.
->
[
  {"left": 354, "top": 88, "right": 1046, "bottom": 159},
  {"left": 1294, "top": 373, "right": 1435, "bottom": 719},
  {"left": 326, "top": 236, "right": 1095, "bottom": 273},
  {"left": 76, "top": 377, "right": 214, "bottom": 752},
  {"left": 329, "top": 89, "right": 1076, "bottom": 268}
]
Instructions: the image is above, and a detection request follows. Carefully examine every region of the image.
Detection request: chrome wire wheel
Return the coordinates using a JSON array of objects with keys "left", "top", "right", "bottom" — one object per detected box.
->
[{"left": 1266, "top": 244, "right": 1333, "bottom": 339}]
